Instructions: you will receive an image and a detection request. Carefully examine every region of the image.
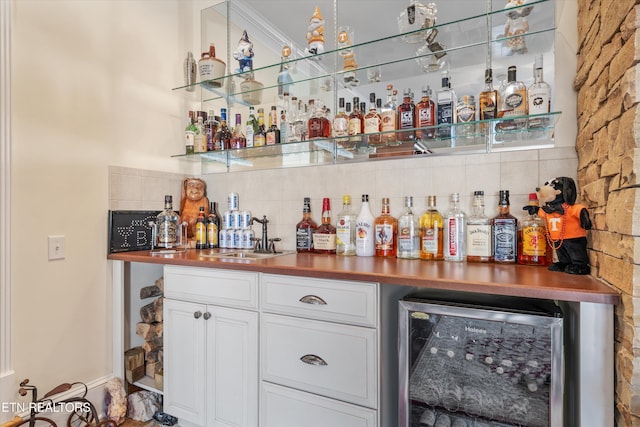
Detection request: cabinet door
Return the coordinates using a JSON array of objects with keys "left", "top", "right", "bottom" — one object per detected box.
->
[
  {"left": 164, "top": 298, "right": 207, "bottom": 426},
  {"left": 206, "top": 305, "right": 259, "bottom": 427}
]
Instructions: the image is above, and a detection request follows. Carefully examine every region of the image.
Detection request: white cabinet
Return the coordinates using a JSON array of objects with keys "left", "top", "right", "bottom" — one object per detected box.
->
[
  {"left": 259, "top": 274, "right": 407, "bottom": 427},
  {"left": 163, "top": 266, "right": 259, "bottom": 427}
]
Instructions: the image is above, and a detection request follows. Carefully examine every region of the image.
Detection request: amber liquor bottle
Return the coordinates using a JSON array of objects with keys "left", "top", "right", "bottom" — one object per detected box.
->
[
  {"left": 479, "top": 68, "right": 498, "bottom": 135},
  {"left": 415, "top": 86, "right": 436, "bottom": 140},
  {"left": 348, "top": 96, "right": 364, "bottom": 144},
  {"left": 296, "top": 197, "right": 318, "bottom": 253},
  {"left": 518, "top": 192, "right": 550, "bottom": 266},
  {"left": 195, "top": 207, "right": 207, "bottom": 249},
  {"left": 492, "top": 190, "right": 517, "bottom": 263},
  {"left": 308, "top": 100, "right": 331, "bottom": 139},
  {"left": 230, "top": 113, "right": 246, "bottom": 148},
  {"left": 380, "top": 84, "right": 398, "bottom": 143},
  {"left": 206, "top": 201, "right": 221, "bottom": 249},
  {"left": 374, "top": 197, "right": 398, "bottom": 257},
  {"left": 397, "top": 89, "right": 416, "bottom": 141},
  {"left": 313, "top": 197, "right": 337, "bottom": 254},
  {"left": 333, "top": 97, "right": 349, "bottom": 142},
  {"left": 215, "top": 108, "right": 232, "bottom": 150},
  {"left": 364, "top": 92, "right": 382, "bottom": 144},
  {"left": 266, "top": 106, "right": 281, "bottom": 145},
  {"left": 254, "top": 108, "right": 266, "bottom": 146}
]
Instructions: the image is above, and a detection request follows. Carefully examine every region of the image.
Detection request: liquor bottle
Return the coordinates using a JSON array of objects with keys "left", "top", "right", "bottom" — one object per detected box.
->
[
  {"left": 397, "top": 89, "right": 416, "bottom": 141},
  {"left": 296, "top": 197, "right": 318, "bottom": 253},
  {"left": 364, "top": 92, "right": 382, "bottom": 144},
  {"left": 245, "top": 106, "right": 257, "bottom": 148},
  {"left": 313, "top": 197, "right": 337, "bottom": 254},
  {"left": 206, "top": 201, "right": 221, "bottom": 249},
  {"left": 348, "top": 96, "right": 363, "bottom": 144},
  {"left": 437, "top": 70, "right": 456, "bottom": 139},
  {"left": 205, "top": 110, "right": 218, "bottom": 151},
  {"left": 195, "top": 206, "right": 207, "bottom": 249},
  {"left": 381, "top": 84, "right": 398, "bottom": 143},
  {"left": 355, "top": 194, "right": 375, "bottom": 257},
  {"left": 374, "top": 197, "right": 398, "bottom": 257},
  {"left": 254, "top": 108, "right": 266, "bottom": 147},
  {"left": 308, "top": 99, "right": 331, "bottom": 139},
  {"left": 397, "top": 196, "right": 420, "bottom": 259},
  {"left": 518, "top": 192, "right": 549, "bottom": 266},
  {"left": 230, "top": 113, "right": 246, "bottom": 148},
  {"left": 293, "top": 98, "right": 307, "bottom": 142},
  {"left": 444, "top": 192, "right": 466, "bottom": 261},
  {"left": 266, "top": 106, "right": 281, "bottom": 145},
  {"left": 466, "top": 190, "right": 492, "bottom": 262},
  {"left": 280, "top": 92, "right": 291, "bottom": 143},
  {"left": 415, "top": 86, "right": 436, "bottom": 140},
  {"left": 184, "top": 115, "right": 196, "bottom": 155},
  {"left": 527, "top": 55, "right": 552, "bottom": 128},
  {"left": 492, "top": 190, "right": 517, "bottom": 263},
  {"left": 479, "top": 68, "right": 498, "bottom": 135},
  {"left": 157, "top": 195, "right": 180, "bottom": 248},
  {"left": 336, "top": 195, "right": 357, "bottom": 256},
  {"left": 333, "top": 97, "right": 349, "bottom": 143},
  {"left": 419, "top": 195, "right": 444, "bottom": 260},
  {"left": 501, "top": 66, "right": 527, "bottom": 130},
  {"left": 193, "top": 116, "right": 207, "bottom": 153},
  {"left": 215, "top": 108, "right": 232, "bottom": 150},
  {"left": 456, "top": 95, "right": 476, "bottom": 138}
]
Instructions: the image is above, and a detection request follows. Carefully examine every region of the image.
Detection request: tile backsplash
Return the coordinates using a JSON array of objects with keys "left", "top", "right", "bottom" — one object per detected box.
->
[{"left": 109, "top": 146, "right": 578, "bottom": 252}]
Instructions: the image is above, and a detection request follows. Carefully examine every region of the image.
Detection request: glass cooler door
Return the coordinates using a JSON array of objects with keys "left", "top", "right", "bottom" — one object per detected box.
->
[{"left": 399, "top": 293, "right": 563, "bottom": 427}]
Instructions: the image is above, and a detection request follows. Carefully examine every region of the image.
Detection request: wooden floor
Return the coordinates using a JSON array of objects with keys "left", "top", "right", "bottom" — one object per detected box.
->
[{"left": 120, "top": 419, "right": 164, "bottom": 427}]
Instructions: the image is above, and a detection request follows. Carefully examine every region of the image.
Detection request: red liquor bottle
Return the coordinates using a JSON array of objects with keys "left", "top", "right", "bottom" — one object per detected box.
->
[
  {"left": 397, "top": 89, "right": 416, "bottom": 141},
  {"left": 313, "top": 198, "right": 337, "bottom": 254}
]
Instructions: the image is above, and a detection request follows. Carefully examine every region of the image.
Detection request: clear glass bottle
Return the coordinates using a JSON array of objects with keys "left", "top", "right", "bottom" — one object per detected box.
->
[
  {"left": 381, "top": 84, "right": 398, "bottom": 143},
  {"left": 456, "top": 95, "right": 476, "bottom": 139},
  {"left": 245, "top": 106, "right": 257, "bottom": 148},
  {"left": 466, "top": 190, "right": 492, "bottom": 262},
  {"left": 313, "top": 197, "right": 337, "bottom": 254},
  {"left": 215, "top": 108, "right": 232, "bottom": 150},
  {"left": 518, "top": 192, "right": 550, "bottom": 266},
  {"left": 355, "top": 194, "right": 375, "bottom": 257},
  {"left": 420, "top": 195, "right": 444, "bottom": 260},
  {"left": 206, "top": 201, "right": 221, "bottom": 249},
  {"left": 397, "top": 196, "right": 420, "bottom": 259},
  {"left": 157, "top": 195, "right": 180, "bottom": 248},
  {"left": 444, "top": 192, "right": 466, "bottom": 261},
  {"left": 397, "top": 89, "right": 416, "bottom": 141},
  {"left": 501, "top": 66, "right": 528, "bottom": 130},
  {"left": 492, "top": 190, "right": 518, "bottom": 263},
  {"left": 479, "top": 68, "right": 498, "bottom": 135},
  {"left": 436, "top": 70, "right": 456, "bottom": 139},
  {"left": 375, "top": 197, "right": 398, "bottom": 257},
  {"left": 195, "top": 206, "right": 207, "bottom": 249},
  {"left": 184, "top": 114, "right": 196, "bottom": 155},
  {"left": 364, "top": 92, "right": 382, "bottom": 144},
  {"left": 296, "top": 197, "right": 318, "bottom": 253},
  {"left": 333, "top": 97, "right": 349, "bottom": 142},
  {"left": 266, "top": 106, "right": 281, "bottom": 145},
  {"left": 528, "top": 55, "right": 552, "bottom": 128},
  {"left": 415, "top": 86, "right": 436, "bottom": 140},
  {"left": 254, "top": 108, "right": 266, "bottom": 147},
  {"left": 336, "top": 195, "right": 357, "bottom": 256},
  {"left": 230, "top": 113, "right": 246, "bottom": 148}
]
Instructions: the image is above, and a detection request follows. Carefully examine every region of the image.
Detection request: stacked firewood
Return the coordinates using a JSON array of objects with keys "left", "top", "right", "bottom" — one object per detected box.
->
[{"left": 136, "top": 277, "right": 164, "bottom": 387}]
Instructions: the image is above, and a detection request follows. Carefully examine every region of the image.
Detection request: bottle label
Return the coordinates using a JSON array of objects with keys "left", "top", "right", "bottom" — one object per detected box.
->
[
  {"left": 399, "top": 110, "right": 414, "bottom": 129},
  {"left": 466, "top": 224, "right": 492, "bottom": 257},
  {"left": 398, "top": 226, "right": 417, "bottom": 251},
  {"left": 254, "top": 134, "right": 266, "bottom": 146},
  {"left": 296, "top": 227, "right": 313, "bottom": 250},
  {"left": 374, "top": 224, "right": 394, "bottom": 250},
  {"left": 364, "top": 117, "right": 380, "bottom": 134},
  {"left": 504, "top": 90, "right": 527, "bottom": 116},
  {"left": 355, "top": 221, "right": 373, "bottom": 253},
  {"left": 185, "top": 131, "right": 195, "bottom": 147},
  {"left": 195, "top": 222, "right": 206, "bottom": 245},
  {"left": 333, "top": 117, "right": 349, "bottom": 137},
  {"left": 266, "top": 131, "right": 277, "bottom": 145},
  {"left": 348, "top": 118, "right": 361, "bottom": 135},
  {"left": 421, "top": 228, "right": 438, "bottom": 254},
  {"left": 446, "top": 218, "right": 460, "bottom": 257},
  {"left": 522, "top": 225, "right": 546, "bottom": 256},
  {"left": 207, "top": 222, "right": 219, "bottom": 247},
  {"left": 381, "top": 111, "right": 396, "bottom": 132},
  {"left": 528, "top": 88, "right": 550, "bottom": 115},
  {"left": 437, "top": 103, "right": 453, "bottom": 124},
  {"left": 246, "top": 127, "right": 255, "bottom": 147},
  {"left": 493, "top": 219, "right": 517, "bottom": 261},
  {"left": 418, "top": 107, "right": 433, "bottom": 126},
  {"left": 336, "top": 220, "right": 352, "bottom": 245},
  {"left": 157, "top": 219, "right": 178, "bottom": 245},
  {"left": 313, "top": 233, "right": 337, "bottom": 251},
  {"left": 457, "top": 106, "right": 475, "bottom": 123}
]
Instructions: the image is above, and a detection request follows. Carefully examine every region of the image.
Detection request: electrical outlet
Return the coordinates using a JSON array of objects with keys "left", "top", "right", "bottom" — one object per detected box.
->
[{"left": 48, "top": 235, "right": 66, "bottom": 260}]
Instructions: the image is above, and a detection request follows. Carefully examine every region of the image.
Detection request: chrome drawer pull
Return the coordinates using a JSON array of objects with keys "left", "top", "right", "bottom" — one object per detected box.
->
[
  {"left": 299, "top": 295, "right": 327, "bottom": 305},
  {"left": 194, "top": 311, "right": 202, "bottom": 319},
  {"left": 300, "top": 354, "right": 328, "bottom": 366},
  {"left": 203, "top": 312, "right": 211, "bottom": 320}
]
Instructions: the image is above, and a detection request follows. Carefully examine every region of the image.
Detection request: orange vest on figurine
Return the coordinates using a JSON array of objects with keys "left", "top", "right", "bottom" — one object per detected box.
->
[{"left": 538, "top": 203, "right": 588, "bottom": 241}]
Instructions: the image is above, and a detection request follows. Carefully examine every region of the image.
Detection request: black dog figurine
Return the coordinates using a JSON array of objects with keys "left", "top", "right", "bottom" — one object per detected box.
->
[{"left": 523, "top": 177, "right": 592, "bottom": 274}]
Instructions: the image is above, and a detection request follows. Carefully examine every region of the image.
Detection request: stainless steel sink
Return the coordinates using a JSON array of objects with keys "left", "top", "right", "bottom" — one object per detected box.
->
[{"left": 200, "top": 250, "right": 294, "bottom": 260}]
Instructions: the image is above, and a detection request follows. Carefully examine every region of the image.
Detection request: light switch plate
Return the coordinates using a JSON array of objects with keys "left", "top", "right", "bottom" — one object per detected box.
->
[{"left": 48, "top": 235, "right": 66, "bottom": 260}]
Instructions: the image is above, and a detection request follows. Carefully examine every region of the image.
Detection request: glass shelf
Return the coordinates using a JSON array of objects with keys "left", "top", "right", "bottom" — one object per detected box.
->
[{"left": 172, "top": 112, "right": 560, "bottom": 172}]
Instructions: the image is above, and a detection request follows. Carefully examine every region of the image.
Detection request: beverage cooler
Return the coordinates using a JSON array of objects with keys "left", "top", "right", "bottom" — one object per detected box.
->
[{"left": 399, "top": 290, "right": 564, "bottom": 427}]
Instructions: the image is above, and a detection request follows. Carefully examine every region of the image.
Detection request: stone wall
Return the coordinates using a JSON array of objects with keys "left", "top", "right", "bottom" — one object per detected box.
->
[{"left": 574, "top": 1, "right": 640, "bottom": 425}]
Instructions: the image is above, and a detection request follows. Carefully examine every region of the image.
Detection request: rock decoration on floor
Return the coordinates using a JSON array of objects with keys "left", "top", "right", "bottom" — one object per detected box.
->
[
  {"left": 104, "top": 378, "right": 127, "bottom": 425},
  {"left": 126, "top": 390, "right": 162, "bottom": 422}
]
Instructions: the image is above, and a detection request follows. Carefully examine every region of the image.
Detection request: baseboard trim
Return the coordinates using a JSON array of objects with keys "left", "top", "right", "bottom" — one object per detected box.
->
[{"left": 0, "top": 370, "right": 16, "bottom": 424}]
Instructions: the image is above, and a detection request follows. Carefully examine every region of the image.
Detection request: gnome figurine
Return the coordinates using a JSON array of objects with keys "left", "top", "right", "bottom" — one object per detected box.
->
[
  {"left": 233, "top": 30, "right": 254, "bottom": 75},
  {"left": 305, "top": 6, "right": 325, "bottom": 57}
]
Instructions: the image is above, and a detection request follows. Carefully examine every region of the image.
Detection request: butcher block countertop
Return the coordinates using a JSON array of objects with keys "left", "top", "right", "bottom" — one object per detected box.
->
[{"left": 108, "top": 249, "right": 621, "bottom": 305}]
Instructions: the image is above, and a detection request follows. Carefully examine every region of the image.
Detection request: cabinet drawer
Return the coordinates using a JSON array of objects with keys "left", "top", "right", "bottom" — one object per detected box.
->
[
  {"left": 261, "top": 313, "right": 377, "bottom": 408},
  {"left": 260, "top": 382, "right": 377, "bottom": 427},
  {"left": 164, "top": 266, "right": 258, "bottom": 309},
  {"left": 261, "top": 274, "right": 377, "bottom": 326}
]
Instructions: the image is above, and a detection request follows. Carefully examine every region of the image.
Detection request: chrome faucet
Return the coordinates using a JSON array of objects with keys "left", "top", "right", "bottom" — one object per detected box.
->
[{"left": 250, "top": 215, "right": 281, "bottom": 254}]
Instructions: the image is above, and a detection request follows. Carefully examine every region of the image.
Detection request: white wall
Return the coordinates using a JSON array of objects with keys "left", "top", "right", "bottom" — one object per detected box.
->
[{"left": 10, "top": 0, "right": 186, "bottom": 396}]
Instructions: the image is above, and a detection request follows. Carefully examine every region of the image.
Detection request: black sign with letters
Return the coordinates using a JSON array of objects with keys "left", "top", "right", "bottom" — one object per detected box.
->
[{"left": 108, "top": 210, "right": 161, "bottom": 253}]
